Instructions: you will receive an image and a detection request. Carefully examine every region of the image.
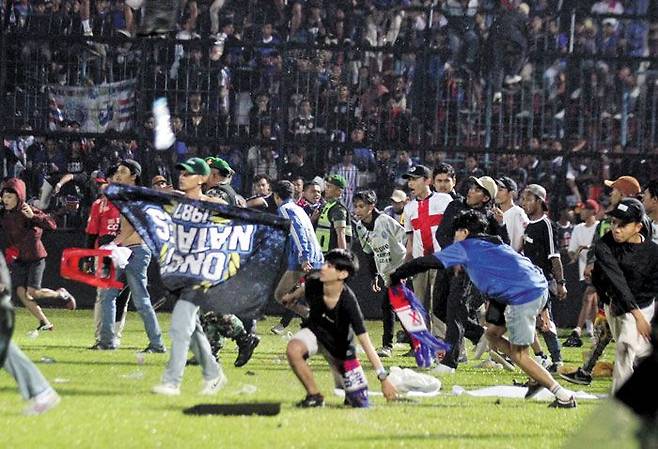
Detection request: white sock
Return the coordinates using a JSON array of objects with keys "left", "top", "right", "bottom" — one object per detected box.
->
[
  {"left": 550, "top": 383, "right": 573, "bottom": 402},
  {"left": 573, "top": 326, "right": 581, "bottom": 336},
  {"left": 584, "top": 320, "right": 594, "bottom": 336},
  {"left": 82, "top": 19, "right": 92, "bottom": 34}
]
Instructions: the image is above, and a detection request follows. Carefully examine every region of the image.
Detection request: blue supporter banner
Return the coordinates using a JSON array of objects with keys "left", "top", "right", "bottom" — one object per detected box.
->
[{"left": 104, "top": 184, "right": 290, "bottom": 318}]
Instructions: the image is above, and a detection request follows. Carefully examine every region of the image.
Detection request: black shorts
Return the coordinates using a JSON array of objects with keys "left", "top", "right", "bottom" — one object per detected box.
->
[
  {"left": 10, "top": 259, "right": 46, "bottom": 290},
  {"left": 485, "top": 299, "right": 507, "bottom": 327}
]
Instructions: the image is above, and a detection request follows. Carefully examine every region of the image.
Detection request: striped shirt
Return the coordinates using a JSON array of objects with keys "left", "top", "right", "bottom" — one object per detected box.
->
[
  {"left": 330, "top": 163, "right": 359, "bottom": 210},
  {"left": 278, "top": 199, "right": 324, "bottom": 271},
  {"left": 523, "top": 214, "right": 560, "bottom": 280}
]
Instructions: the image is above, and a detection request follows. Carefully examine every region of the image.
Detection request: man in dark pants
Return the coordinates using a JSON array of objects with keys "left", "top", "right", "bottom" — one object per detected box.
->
[{"left": 434, "top": 176, "right": 509, "bottom": 370}]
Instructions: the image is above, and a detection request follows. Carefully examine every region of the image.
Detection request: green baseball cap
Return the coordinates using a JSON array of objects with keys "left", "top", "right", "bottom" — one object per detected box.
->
[
  {"left": 205, "top": 156, "right": 234, "bottom": 175},
  {"left": 176, "top": 157, "right": 210, "bottom": 176},
  {"left": 325, "top": 174, "right": 347, "bottom": 189}
]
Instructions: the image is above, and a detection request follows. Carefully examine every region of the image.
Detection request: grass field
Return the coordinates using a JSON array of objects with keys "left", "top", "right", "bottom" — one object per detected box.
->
[{"left": 0, "top": 308, "right": 639, "bottom": 449}]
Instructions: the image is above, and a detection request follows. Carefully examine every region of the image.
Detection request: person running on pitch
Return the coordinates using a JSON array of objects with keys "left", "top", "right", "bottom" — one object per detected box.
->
[{"left": 390, "top": 210, "right": 578, "bottom": 408}]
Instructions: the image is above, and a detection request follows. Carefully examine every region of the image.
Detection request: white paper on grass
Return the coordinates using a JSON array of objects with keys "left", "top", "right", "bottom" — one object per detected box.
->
[{"left": 451, "top": 385, "right": 601, "bottom": 401}]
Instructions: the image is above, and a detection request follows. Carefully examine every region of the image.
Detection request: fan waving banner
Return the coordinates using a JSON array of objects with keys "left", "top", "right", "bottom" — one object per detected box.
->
[
  {"left": 104, "top": 184, "right": 290, "bottom": 318},
  {"left": 388, "top": 285, "right": 451, "bottom": 368}
]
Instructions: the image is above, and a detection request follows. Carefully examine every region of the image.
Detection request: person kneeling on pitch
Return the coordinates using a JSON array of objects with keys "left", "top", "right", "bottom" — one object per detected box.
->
[
  {"left": 285, "top": 249, "right": 397, "bottom": 407},
  {"left": 390, "top": 210, "right": 578, "bottom": 408}
]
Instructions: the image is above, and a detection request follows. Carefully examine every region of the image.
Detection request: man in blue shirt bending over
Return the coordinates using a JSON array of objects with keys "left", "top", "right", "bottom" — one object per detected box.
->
[{"left": 390, "top": 210, "right": 577, "bottom": 408}]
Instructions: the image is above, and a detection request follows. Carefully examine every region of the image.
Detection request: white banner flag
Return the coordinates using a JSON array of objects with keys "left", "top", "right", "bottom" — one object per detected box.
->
[{"left": 48, "top": 79, "right": 136, "bottom": 132}]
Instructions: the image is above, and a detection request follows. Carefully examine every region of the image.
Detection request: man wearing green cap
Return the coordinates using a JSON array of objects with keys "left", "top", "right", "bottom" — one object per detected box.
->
[
  {"left": 154, "top": 157, "right": 227, "bottom": 396},
  {"left": 315, "top": 175, "right": 353, "bottom": 254},
  {"left": 199, "top": 156, "right": 260, "bottom": 368},
  {"left": 204, "top": 157, "right": 239, "bottom": 206}
]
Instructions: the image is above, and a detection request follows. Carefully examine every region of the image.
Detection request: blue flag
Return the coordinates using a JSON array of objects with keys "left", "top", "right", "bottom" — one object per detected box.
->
[{"left": 104, "top": 184, "right": 290, "bottom": 318}]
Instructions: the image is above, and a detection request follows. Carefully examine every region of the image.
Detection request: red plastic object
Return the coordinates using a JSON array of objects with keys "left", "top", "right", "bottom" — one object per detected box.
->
[{"left": 60, "top": 248, "right": 124, "bottom": 289}]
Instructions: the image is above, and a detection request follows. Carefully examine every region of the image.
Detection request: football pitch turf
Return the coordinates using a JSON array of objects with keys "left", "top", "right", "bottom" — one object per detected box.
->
[{"left": 0, "top": 309, "right": 640, "bottom": 449}]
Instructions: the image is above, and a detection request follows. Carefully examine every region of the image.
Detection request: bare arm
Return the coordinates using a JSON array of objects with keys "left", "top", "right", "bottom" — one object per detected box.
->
[
  {"left": 356, "top": 332, "right": 397, "bottom": 401},
  {"left": 405, "top": 233, "right": 414, "bottom": 261},
  {"left": 335, "top": 225, "right": 347, "bottom": 250}
]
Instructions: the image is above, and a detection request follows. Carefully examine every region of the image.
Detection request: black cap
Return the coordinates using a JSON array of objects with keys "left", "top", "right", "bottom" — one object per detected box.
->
[
  {"left": 402, "top": 165, "right": 432, "bottom": 180},
  {"left": 608, "top": 198, "right": 645, "bottom": 224},
  {"left": 119, "top": 159, "right": 142, "bottom": 177},
  {"left": 496, "top": 176, "right": 518, "bottom": 193},
  {"left": 272, "top": 180, "right": 295, "bottom": 199}
]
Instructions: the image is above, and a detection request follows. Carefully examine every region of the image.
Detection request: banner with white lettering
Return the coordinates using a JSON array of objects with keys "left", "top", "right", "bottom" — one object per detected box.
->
[{"left": 104, "top": 184, "right": 290, "bottom": 317}]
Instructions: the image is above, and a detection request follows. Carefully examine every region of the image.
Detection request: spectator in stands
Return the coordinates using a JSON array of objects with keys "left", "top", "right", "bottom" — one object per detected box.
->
[{"left": 330, "top": 150, "right": 359, "bottom": 211}]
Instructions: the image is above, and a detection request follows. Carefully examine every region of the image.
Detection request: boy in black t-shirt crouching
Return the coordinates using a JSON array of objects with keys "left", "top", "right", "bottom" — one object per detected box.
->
[{"left": 285, "top": 249, "right": 398, "bottom": 407}]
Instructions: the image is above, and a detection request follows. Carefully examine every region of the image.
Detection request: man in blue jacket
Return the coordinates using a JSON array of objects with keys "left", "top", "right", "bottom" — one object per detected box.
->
[
  {"left": 273, "top": 181, "right": 324, "bottom": 316},
  {"left": 390, "top": 209, "right": 577, "bottom": 408}
]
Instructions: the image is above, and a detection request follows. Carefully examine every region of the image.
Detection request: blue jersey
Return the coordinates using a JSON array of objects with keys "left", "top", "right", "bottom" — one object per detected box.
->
[
  {"left": 278, "top": 200, "right": 324, "bottom": 271},
  {"left": 434, "top": 238, "right": 548, "bottom": 305}
]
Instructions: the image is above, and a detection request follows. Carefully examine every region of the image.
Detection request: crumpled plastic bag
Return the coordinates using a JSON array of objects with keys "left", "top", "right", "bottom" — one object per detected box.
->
[
  {"left": 100, "top": 243, "right": 132, "bottom": 269},
  {"left": 388, "top": 366, "right": 441, "bottom": 394}
]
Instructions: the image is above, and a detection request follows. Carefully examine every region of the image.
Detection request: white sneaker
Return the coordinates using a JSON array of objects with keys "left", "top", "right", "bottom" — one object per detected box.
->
[
  {"left": 431, "top": 363, "right": 456, "bottom": 375},
  {"left": 152, "top": 383, "right": 181, "bottom": 396},
  {"left": 490, "top": 351, "right": 515, "bottom": 371},
  {"left": 152, "top": 98, "right": 175, "bottom": 150},
  {"left": 200, "top": 372, "right": 227, "bottom": 395},
  {"left": 23, "top": 389, "right": 61, "bottom": 416},
  {"left": 270, "top": 324, "right": 286, "bottom": 335},
  {"left": 473, "top": 334, "right": 489, "bottom": 360},
  {"left": 535, "top": 354, "right": 552, "bottom": 370},
  {"left": 493, "top": 92, "right": 502, "bottom": 103}
]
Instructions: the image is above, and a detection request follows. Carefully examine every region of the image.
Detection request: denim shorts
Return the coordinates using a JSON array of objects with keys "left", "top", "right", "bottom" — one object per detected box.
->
[
  {"left": 11, "top": 258, "right": 46, "bottom": 290},
  {"left": 504, "top": 291, "right": 549, "bottom": 346}
]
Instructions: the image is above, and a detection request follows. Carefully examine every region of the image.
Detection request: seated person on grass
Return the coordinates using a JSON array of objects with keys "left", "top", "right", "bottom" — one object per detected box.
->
[{"left": 390, "top": 210, "right": 578, "bottom": 408}]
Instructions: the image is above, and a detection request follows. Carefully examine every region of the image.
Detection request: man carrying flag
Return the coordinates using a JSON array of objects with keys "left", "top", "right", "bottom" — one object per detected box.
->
[{"left": 390, "top": 210, "right": 578, "bottom": 408}]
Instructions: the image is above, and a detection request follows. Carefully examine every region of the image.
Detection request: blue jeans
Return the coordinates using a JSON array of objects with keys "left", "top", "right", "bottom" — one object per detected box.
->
[{"left": 99, "top": 245, "right": 164, "bottom": 348}]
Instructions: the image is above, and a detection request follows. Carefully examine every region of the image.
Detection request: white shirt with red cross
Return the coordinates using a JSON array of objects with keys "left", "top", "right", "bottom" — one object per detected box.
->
[{"left": 404, "top": 191, "right": 453, "bottom": 258}]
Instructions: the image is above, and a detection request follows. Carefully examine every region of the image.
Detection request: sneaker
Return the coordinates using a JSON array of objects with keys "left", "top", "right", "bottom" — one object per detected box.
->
[
  {"left": 473, "top": 334, "right": 489, "bottom": 360},
  {"left": 23, "top": 389, "right": 61, "bottom": 416},
  {"left": 535, "top": 354, "right": 551, "bottom": 370},
  {"left": 524, "top": 379, "right": 545, "bottom": 399},
  {"left": 377, "top": 346, "right": 393, "bottom": 358},
  {"left": 548, "top": 396, "right": 577, "bottom": 409},
  {"left": 57, "top": 288, "right": 76, "bottom": 310},
  {"left": 431, "top": 363, "right": 456, "bottom": 375},
  {"left": 296, "top": 393, "right": 324, "bottom": 408},
  {"left": 89, "top": 342, "right": 116, "bottom": 350},
  {"left": 270, "top": 324, "right": 286, "bottom": 335},
  {"left": 152, "top": 383, "right": 181, "bottom": 396},
  {"left": 140, "top": 345, "right": 167, "bottom": 354},
  {"left": 563, "top": 331, "right": 583, "bottom": 347},
  {"left": 548, "top": 362, "right": 564, "bottom": 374},
  {"left": 490, "top": 351, "right": 515, "bottom": 371},
  {"left": 559, "top": 368, "right": 592, "bottom": 386},
  {"left": 186, "top": 357, "right": 199, "bottom": 366},
  {"left": 200, "top": 372, "right": 227, "bottom": 395},
  {"left": 493, "top": 92, "right": 502, "bottom": 103},
  {"left": 396, "top": 330, "right": 411, "bottom": 344},
  {"left": 234, "top": 334, "right": 260, "bottom": 367},
  {"left": 36, "top": 322, "right": 54, "bottom": 331}
]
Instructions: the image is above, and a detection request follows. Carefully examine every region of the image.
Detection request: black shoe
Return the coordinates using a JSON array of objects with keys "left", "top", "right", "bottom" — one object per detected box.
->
[
  {"left": 186, "top": 357, "right": 199, "bottom": 366},
  {"left": 563, "top": 331, "right": 583, "bottom": 347},
  {"left": 141, "top": 345, "right": 167, "bottom": 354},
  {"left": 559, "top": 368, "right": 592, "bottom": 386},
  {"left": 548, "top": 362, "right": 563, "bottom": 374},
  {"left": 548, "top": 396, "right": 577, "bottom": 409},
  {"left": 396, "top": 330, "right": 410, "bottom": 344},
  {"left": 89, "top": 342, "right": 116, "bottom": 350},
  {"left": 234, "top": 334, "right": 260, "bottom": 367},
  {"left": 524, "top": 379, "right": 545, "bottom": 399},
  {"left": 296, "top": 393, "right": 324, "bottom": 408}
]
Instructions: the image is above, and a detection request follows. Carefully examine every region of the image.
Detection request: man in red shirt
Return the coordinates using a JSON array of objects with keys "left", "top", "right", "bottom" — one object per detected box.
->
[{"left": 85, "top": 174, "right": 128, "bottom": 348}]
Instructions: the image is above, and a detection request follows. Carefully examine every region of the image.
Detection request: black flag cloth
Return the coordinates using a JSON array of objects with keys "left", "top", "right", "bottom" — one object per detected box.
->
[{"left": 104, "top": 185, "right": 290, "bottom": 318}]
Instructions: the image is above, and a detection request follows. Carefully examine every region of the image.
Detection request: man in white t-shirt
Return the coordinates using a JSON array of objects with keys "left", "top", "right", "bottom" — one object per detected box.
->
[
  {"left": 495, "top": 176, "right": 528, "bottom": 252},
  {"left": 564, "top": 200, "right": 600, "bottom": 347},
  {"left": 402, "top": 165, "right": 453, "bottom": 331}
]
